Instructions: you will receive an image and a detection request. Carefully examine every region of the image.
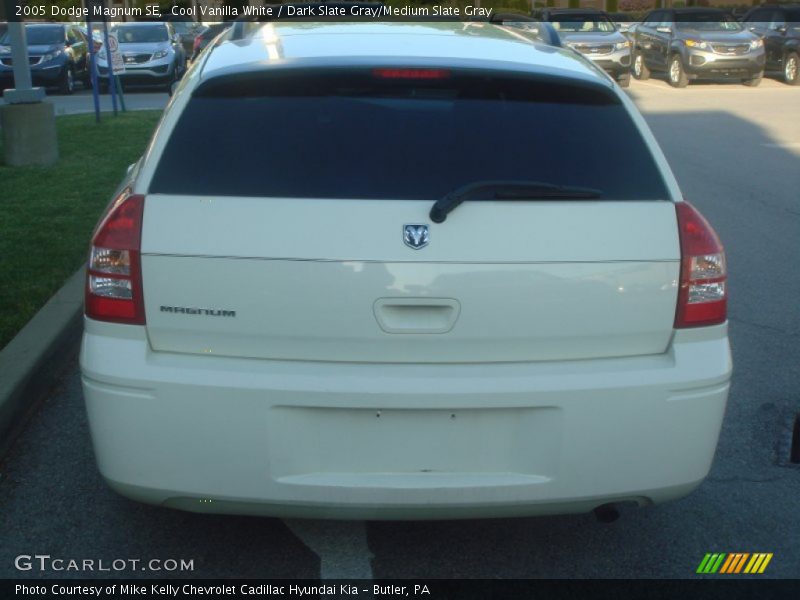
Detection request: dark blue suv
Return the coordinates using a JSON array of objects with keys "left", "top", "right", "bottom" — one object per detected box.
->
[{"left": 0, "top": 23, "right": 90, "bottom": 94}]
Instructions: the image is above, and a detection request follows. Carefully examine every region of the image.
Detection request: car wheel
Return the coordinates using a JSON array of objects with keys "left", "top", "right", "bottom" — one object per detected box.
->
[
  {"left": 785, "top": 52, "right": 799, "bottom": 86},
  {"left": 99, "top": 81, "right": 109, "bottom": 94},
  {"left": 59, "top": 66, "right": 75, "bottom": 95},
  {"left": 742, "top": 73, "right": 762, "bottom": 87},
  {"left": 668, "top": 55, "right": 688, "bottom": 88},
  {"left": 617, "top": 73, "right": 631, "bottom": 88},
  {"left": 632, "top": 51, "right": 650, "bottom": 80}
]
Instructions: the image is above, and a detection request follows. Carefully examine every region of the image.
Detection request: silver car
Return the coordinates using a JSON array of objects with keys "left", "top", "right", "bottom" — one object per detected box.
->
[
  {"left": 96, "top": 22, "right": 185, "bottom": 92},
  {"left": 536, "top": 8, "right": 632, "bottom": 87}
]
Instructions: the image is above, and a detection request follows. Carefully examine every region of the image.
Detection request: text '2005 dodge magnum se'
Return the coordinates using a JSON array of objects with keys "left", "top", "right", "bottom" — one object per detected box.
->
[{"left": 80, "top": 22, "right": 732, "bottom": 520}]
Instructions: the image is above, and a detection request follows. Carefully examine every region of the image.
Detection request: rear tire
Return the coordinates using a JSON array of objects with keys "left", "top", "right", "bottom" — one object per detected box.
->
[
  {"left": 668, "top": 54, "right": 688, "bottom": 88},
  {"left": 632, "top": 51, "right": 650, "bottom": 80},
  {"left": 616, "top": 73, "right": 631, "bottom": 88},
  {"left": 742, "top": 73, "right": 762, "bottom": 87},
  {"left": 785, "top": 52, "right": 799, "bottom": 86}
]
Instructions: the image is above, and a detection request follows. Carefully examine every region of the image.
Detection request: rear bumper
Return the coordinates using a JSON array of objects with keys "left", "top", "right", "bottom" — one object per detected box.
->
[{"left": 80, "top": 319, "right": 732, "bottom": 519}]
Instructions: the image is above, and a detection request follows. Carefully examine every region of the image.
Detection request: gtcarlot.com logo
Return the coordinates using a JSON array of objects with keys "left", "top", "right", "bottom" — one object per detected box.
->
[
  {"left": 696, "top": 552, "right": 773, "bottom": 574},
  {"left": 14, "top": 554, "right": 194, "bottom": 573}
]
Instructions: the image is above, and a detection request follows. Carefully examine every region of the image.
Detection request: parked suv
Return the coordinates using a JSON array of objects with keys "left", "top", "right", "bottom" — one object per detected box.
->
[
  {"left": 81, "top": 22, "right": 731, "bottom": 520},
  {"left": 742, "top": 3, "right": 800, "bottom": 85},
  {"left": 95, "top": 22, "right": 185, "bottom": 92},
  {"left": 0, "top": 22, "right": 89, "bottom": 94},
  {"left": 534, "top": 8, "right": 632, "bottom": 87},
  {"left": 632, "top": 7, "right": 765, "bottom": 87}
]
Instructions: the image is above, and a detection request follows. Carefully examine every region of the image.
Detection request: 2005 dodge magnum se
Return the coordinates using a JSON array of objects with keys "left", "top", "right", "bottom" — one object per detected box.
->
[{"left": 80, "top": 21, "right": 732, "bottom": 520}]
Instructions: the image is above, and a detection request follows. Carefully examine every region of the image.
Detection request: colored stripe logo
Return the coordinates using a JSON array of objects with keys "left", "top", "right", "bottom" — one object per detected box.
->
[{"left": 697, "top": 553, "right": 773, "bottom": 574}]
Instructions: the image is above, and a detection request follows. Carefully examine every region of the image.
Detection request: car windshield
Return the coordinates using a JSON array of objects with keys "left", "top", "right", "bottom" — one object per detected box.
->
[
  {"left": 551, "top": 15, "right": 617, "bottom": 33},
  {"left": 675, "top": 13, "right": 742, "bottom": 32},
  {"left": 114, "top": 25, "right": 169, "bottom": 43},
  {"left": 0, "top": 26, "right": 64, "bottom": 45}
]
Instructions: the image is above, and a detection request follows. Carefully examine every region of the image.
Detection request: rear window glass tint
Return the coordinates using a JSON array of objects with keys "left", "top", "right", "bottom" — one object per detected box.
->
[{"left": 150, "top": 70, "right": 669, "bottom": 200}]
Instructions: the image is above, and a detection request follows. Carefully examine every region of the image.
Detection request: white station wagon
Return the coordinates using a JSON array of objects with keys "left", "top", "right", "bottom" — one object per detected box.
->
[{"left": 80, "top": 21, "right": 732, "bottom": 520}]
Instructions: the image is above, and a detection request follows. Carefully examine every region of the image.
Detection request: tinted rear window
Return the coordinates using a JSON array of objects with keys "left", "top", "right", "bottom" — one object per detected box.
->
[{"left": 150, "top": 70, "right": 669, "bottom": 200}]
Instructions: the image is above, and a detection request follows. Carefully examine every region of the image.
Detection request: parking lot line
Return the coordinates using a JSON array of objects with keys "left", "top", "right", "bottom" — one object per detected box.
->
[
  {"left": 761, "top": 142, "right": 800, "bottom": 148},
  {"left": 284, "top": 519, "right": 374, "bottom": 580},
  {"left": 631, "top": 81, "right": 676, "bottom": 91}
]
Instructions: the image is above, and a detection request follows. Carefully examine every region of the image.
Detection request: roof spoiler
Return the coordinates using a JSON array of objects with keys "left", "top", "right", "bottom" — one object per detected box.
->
[{"left": 229, "top": 2, "right": 385, "bottom": 40}]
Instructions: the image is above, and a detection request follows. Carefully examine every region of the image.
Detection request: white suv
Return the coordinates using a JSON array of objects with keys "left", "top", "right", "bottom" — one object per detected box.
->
[{"left": 80, "top": 22, "right": 732, "bottom": 520}]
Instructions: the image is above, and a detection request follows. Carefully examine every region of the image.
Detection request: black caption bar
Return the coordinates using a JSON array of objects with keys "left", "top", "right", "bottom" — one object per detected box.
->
[
  {"left": 5, "top": 580, "right": 800, "bottom": 600},
  {"left": 2, "top": 1, "right": 774, "bottom": 24}
]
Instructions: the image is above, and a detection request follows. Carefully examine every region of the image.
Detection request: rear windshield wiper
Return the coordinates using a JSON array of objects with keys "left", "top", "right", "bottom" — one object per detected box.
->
[{"left": 430, "top": 180, "right": 602, "bottom": 223}]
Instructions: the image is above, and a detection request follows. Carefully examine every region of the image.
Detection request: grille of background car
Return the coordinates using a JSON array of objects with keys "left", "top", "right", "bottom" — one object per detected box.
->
[
  {"left": 710, "top": 43, "right": 750, "bottom": 55},
  {"left": 573, "top": 44, "right": 614, "bottom": 55},
  {"left": 124, "top": 53, "right": 153, "bottom": 64}
]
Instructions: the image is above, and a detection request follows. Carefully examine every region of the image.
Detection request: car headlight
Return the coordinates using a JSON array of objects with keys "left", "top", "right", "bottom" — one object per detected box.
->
[
  {"left": 684, "top": 39, "right": 708, "bottom": 49},
  {"left": 749, "top": 39, "right": 764, "bottom": 49},
  {"left": 614, "top": 41, "right": 631, "bottom": 50},
  {"left": 42, "top": 49, "right": 63, "bottom": 62},
  {"left": 152, "top": 50, "right": 168, "bottom": 60}
]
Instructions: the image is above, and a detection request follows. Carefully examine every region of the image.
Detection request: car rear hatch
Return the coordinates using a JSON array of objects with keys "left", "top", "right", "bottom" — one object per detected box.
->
[{"left": 140, "top": 67, "right": 679, "bottom": 363}]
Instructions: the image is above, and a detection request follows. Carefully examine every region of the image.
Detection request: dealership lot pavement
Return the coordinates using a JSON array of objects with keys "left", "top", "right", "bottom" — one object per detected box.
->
[{"left": 1, "top": 79, "right": 799, "bottom": 579}]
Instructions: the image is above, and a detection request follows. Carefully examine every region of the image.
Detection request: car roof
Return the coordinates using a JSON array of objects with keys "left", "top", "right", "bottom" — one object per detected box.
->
[{"left": 201, "top": 22, "right": 605, "bottom": 84}]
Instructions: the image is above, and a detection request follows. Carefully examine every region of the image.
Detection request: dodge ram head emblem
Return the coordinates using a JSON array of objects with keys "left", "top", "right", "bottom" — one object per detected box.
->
[{"left": 403, "top": 224, "right": 429, "bottom": 249}]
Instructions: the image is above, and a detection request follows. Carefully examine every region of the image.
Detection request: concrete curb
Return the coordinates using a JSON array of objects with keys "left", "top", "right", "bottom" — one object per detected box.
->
[{"left": 0, "top": 267, "right": 84, "bottom": 457}]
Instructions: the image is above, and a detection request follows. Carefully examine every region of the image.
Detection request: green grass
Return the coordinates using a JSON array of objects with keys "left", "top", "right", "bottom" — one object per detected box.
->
[{"left": 0, "top": 110, "right": 162, "bottom": 349}]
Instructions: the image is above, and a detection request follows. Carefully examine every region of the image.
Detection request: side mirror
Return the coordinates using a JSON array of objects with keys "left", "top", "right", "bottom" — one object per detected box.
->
[{"left": 776, "top": 25, "right": 787, "bottom": 34}]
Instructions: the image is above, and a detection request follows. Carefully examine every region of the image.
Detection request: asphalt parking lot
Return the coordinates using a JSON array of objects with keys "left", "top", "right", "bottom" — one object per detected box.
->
[{"left": 1, "top": 77, "right": 799, "bottom": 580}]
